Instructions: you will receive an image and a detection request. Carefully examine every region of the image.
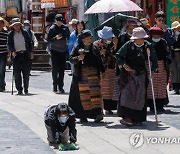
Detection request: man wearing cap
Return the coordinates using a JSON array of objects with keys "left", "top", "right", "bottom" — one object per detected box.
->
[
  {"left": 47, "top": 14, "right": 70, "bottom": 94},
  {"left": 0, "top": 17, "right": 8, "bottom": 92},
  {"left": 116, "top": 27, "right": 158, "bottom": 126},
  {"left": 8, "top": 18, "right": 33, "bottom": 95},
  {"left": 171, "top": 21, "right": 180, "bottom": 94},
  {"left": 94, "top": 26, "right": 118, "bottom": 115}
]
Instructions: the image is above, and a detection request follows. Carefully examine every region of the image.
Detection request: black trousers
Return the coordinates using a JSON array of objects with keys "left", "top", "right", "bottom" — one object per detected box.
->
[
  {"left": 0, "top": 52, "right": 7, "bottom": 90},
  {"left": 51, "top": 50, "right": 66, "bottom": 89},
  {"left": 13, "top": 53, "right": 32, "bottom": 92}
]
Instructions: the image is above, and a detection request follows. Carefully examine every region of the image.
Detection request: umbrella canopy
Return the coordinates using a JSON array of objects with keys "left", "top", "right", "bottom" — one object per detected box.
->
[
  {"left": 85, "top": 0, "right": 99, "bottom": 41},
  {"left": 85, "top": 0, "right": 143, "bottom": 14},
  {"left": 95, "top": 13, "right": 140, "bottom": 36}
]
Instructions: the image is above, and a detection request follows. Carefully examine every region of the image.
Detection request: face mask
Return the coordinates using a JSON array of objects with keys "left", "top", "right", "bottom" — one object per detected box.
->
[
  {"left": 106, "top": 40, "right": 112, "bottom": 45},
  {"left": 58, "top": 116, "right": 68, "bottom": 124},
  {"left": 152, "top": 38, "right": 161, "bottom": 42},
  {"left": 175, "top": 31, "right": 180, "bottom": 36},
  {"left": 127, "top": 32, "right": 132, "bottom": 36},
  {"left": 24, "top": 26, "right": 30, "bottom": 31},
  {"left": 134, "top": 42, "right": 144, "bottom": 48}
]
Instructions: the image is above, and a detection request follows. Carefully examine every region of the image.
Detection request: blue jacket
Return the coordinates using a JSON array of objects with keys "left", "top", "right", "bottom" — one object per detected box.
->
[
  {"left": 68, "top": 31, "right": 78, "bottom": 54},
  {"left": 8, "top": 29, "right": 33, "bottom": 56}
]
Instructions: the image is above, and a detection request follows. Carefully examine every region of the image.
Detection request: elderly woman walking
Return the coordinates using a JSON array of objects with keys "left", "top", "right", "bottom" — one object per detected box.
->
[
  {"left": 116, "top": 27, "right": 158, "bottom": 126},
  {"left": 94, "top": 26, "right": 119, "bottom": 114},
  {"left": 68, "top": 30, "right": 105, "bottom": 123}
]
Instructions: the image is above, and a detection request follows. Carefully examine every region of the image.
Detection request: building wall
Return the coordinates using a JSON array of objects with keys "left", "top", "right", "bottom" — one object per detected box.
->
[{"left": 71, "top": 0, "right": 85, "bottom": 21}]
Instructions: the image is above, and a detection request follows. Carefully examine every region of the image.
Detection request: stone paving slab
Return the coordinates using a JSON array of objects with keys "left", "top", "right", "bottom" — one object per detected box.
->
[{"left": 0, "top": 109, "right": 55, "bottom": 154}]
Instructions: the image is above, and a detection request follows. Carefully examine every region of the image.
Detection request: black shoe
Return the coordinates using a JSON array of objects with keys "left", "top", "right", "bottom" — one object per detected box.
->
[
  {"left": 59, "top": 88, "right": 65, "bottom": 94},
  {"left": 157, "top": 108, "right": 166, "bottom": 113},
  {"left": 0, "top": 88, "right": 4, "bottom": 92},
  {"left": 24, "top": 90, "right": 28, "bottom": 95},
  {"left": 105, "top": 110, "right": 113, "bottom": 115},
  {"left": 80, "top": 118, "right": 88, "bottom": 123},
  {"left": 18, "top": 91, "right": 23, "bottom": 95},
  {"left": 94, "top": 115, "right": 103, "bottom": 123},
  {"left": 175, "top": 90, "right": 180, "bottom": 94},
  {"left": 53, "top": 86, "right": 57, "bottom": 93}
]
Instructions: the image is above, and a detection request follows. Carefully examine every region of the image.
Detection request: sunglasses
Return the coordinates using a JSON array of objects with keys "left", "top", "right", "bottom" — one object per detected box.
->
[{"left": 158, "top": 19, "right": 164, "bottom": 22}]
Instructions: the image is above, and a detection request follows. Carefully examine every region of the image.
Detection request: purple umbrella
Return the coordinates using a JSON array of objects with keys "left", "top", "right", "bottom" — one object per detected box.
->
[{"left": 85, "top": 0, "right": 143, "bottom": 14}]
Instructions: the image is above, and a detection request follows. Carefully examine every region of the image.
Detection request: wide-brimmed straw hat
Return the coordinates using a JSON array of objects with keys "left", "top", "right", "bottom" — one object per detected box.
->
[
  {"left": 10, "top": 18, "right": 22, "bottom": 27},
  {"left": 0, "top": 17, "right": 8, "bottom": 26},
  {"left": 130, "top": 27, "right": 149, "bottom": 40},
  {"left": 23, "top": 20, "right": 31, "bottom": 26},
  {"left": 69, "top": 19, "right": 78, "bottom": 25},
  {"left": 97, "top": 26, "right": 115, "bottom": 39},
  {"left": 171, "top": 21, "right": 180, "bottom": 29}
]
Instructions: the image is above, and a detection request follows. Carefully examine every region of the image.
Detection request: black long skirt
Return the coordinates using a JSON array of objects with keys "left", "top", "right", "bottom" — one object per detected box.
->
[{"left": 68, "top": 76, "right": 102, "bottom": 119}]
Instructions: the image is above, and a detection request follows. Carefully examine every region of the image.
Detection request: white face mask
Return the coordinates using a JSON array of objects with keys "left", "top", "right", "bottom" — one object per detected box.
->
[
  {"left": 24, "top": 26, "right": 30, "bottom": 31},
  {"left": 58, "top": 116, "right": 68, "bottom": 124},
  {"left": 175, "top": 31, "right": 180, "bottom": 36},
  {"left": 134, "top": 42, "right": 144, "bottom": 48},
  {"left": 127, "top": 32, "right": 132, "bottom": 36},
  {"left": 106, "top": 40, "right": 112, "bottom": 45},
  {"left": 152, "top": 38, "right": 161, "bottom": 42}
]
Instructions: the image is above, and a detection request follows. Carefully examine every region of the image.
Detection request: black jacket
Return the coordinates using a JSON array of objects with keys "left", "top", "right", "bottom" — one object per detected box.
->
[
  {"left": 8, "top": 29, "right": 33, "bottom": 57},
  {"left": 70, "top": 43, "right": 105, "bottom": 78},
  {"left": 44, "top": 105, "right": 77, "bottom": 143},
  {"left": 47, "top": 24, "right": 70, "bottom": 52}
]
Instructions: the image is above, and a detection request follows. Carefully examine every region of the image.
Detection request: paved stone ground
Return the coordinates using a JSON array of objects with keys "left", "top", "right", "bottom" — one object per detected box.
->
[
  {"left": 1, "top": 69, "right": 179, "bottom": 154},
  {"left": 0, "top": 109, "right": 55, "bottom": 154}
]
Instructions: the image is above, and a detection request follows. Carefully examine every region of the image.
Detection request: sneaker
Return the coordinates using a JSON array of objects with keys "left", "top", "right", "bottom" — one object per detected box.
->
[
  {"left": 69, "top": 143, "right": 79, "bottom": 150},
  {"left": 58, "top": 143, "right": 68, "bottom": 151}
]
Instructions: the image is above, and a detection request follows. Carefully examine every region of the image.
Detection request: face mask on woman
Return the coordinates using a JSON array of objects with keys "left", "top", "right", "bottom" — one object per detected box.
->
[
  {"left": 134, "top": 42, "right": 144, "bottom": 48},
  {"left": 175, "top": 31, "right": 180, "bottom": 36},
  {"left": 58, "top": 116, "right": 69, "bottom": 124},
  {"left": 24, "top": 26, "right": 30, "bottom": 31},
  {"left": 152, "top": 38, "right": 161, "bottom": 42},
  {"left": 127, "top": 32, "right": 132, "bottom": 36},
  {"left": 106, "top": 40, "right": 112, "bottom": 45}
]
